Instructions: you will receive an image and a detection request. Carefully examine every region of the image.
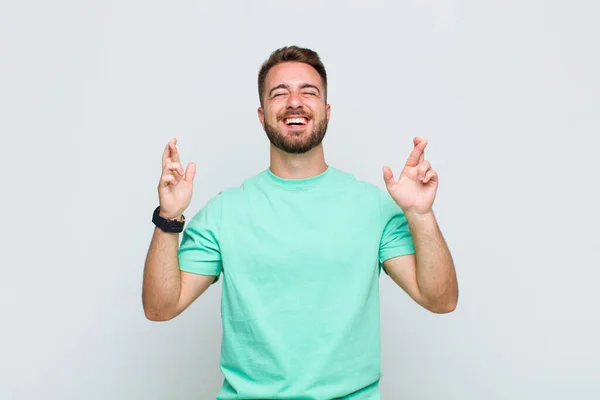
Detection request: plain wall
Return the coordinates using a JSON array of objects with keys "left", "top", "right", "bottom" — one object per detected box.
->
[{"left": 1, "top": 0, "right": 599, "bottom": 399}]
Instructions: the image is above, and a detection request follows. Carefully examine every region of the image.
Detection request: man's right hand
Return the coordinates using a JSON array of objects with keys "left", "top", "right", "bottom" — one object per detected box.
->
[{"left": 157, "top": 138, "right": 196, "bottom": 220}]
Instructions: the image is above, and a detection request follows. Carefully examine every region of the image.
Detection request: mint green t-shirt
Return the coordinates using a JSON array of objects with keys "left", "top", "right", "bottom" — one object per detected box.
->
[{"left": 178, "top": 166, "right": 415, "bottom": 400}]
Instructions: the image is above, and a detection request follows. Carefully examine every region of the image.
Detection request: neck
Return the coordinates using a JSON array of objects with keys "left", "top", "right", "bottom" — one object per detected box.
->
[{"left": 269, "top": 144, "right": 328, "bottom": 179}]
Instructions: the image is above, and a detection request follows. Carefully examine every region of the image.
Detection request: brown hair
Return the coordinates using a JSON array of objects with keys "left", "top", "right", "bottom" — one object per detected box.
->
[{"left": 257, "top": 45, "right": 328, "bottom": 107}]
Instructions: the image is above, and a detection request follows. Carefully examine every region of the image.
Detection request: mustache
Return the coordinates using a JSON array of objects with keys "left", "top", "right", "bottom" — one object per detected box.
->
[{"left": 278, "top": 110, "right": 313, "bottom": 120}]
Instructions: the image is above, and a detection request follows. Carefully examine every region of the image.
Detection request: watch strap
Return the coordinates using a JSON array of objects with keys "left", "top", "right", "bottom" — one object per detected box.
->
[{"left": 152, "top": 206, "right": 185, "bottom": 233}]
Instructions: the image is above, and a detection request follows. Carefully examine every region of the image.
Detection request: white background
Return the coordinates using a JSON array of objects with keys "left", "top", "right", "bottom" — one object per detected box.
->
[{"left": 1, "top": 0, "right": 599, "bottom": 399}]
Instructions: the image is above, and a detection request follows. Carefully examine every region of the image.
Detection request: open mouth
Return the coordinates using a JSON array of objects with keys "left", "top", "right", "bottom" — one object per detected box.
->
[{"left": 282, "top": 116, "right": 310, "bottom": 127}]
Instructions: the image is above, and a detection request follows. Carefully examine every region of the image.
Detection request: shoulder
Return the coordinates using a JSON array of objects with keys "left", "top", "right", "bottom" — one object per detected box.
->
[
  {"left": 216, "top": 169, "right": 266, "bottom": 200},
  {"left": 332, "top": 167, "right": 403, "bottom": 219},
  {"left": 192, "top": 169, "right": 266, "bottom": 211},
  {"left": 330, "top": 166, "right": 389, "bottom": 199}
]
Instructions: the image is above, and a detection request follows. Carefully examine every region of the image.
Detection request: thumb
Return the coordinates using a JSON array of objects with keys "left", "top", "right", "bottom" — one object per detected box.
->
[
  {"left": 184, "top": 162, "right": 196, "bottom": 184},
  {"left": 382, "top": 166, "right": 395, "bottom": 188}
]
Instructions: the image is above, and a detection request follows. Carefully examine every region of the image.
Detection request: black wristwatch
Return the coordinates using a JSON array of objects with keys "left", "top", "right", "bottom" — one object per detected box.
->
[{"left": 152, "top": 206, "right": 185, "bottom": 233}]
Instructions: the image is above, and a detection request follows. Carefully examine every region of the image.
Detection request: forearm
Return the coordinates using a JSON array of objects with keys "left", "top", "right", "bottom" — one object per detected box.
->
[
  {"left": 142, "top": 227, "right": 182, "bottom": 320},
  {"left": 406, "top": 210, "right": 458, "bottom": 312}
]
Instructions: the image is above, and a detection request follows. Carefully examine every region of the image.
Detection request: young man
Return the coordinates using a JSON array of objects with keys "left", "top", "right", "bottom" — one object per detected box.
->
[{"left": 142, "top": 45, "right": 458, "bottom": 400}]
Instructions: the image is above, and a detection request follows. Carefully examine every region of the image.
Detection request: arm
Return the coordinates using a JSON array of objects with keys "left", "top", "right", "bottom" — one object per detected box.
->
[
  {"left": 383, "top": 210, "right": 458, "bottom": 313},
  {"left": 142, "top": 138, "right": 215, "bottom": 321},
  {"left": 142, "top": 226, "right": 215, "bottom": 321},
  {"left": 382, "top": 137, "right": 458, "bottom": 313}
]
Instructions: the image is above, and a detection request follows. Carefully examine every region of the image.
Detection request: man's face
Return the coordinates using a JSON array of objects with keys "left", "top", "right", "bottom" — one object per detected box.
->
[{"left": 258, "top": 62, "right": 330, "bottom": 154}]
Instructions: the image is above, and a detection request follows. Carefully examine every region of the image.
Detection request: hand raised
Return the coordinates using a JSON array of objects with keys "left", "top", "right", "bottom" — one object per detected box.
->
[
  {"left": 157, "top": 138, "right": 196, "bottom": 220},
  {"left": 383, "top": 137, "right": 438, "bottom": 215}
]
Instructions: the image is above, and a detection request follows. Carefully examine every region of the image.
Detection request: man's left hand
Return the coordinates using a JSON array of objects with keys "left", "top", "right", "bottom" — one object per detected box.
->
[{"left": 383, "top": 137, "right": 438, "bottom": 215}]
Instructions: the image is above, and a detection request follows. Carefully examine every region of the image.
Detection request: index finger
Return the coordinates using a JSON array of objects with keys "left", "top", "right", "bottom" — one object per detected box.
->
[
  {"left": 162, "top": 141, "right": 172, "bottom": 168},
  {"left": 169, "top": 140, "right": 181, "bottom": 164},
  {"left": 161, "top": 138, "right": 178, "bottom": 167},
  {"left": 414, "top": 137, "right": 425, "bottom": 164},
  {"left": 405, "top": 137, "right": 428, "bottom": 167}
]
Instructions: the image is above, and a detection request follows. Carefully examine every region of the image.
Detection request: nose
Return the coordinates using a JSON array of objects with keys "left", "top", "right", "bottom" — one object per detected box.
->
[{"left": 286, "top": 91, "right": 303, "bottom": 109}]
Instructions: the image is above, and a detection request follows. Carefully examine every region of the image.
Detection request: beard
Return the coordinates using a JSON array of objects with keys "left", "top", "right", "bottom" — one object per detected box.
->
[{"left": 263, "top": 114, "right": 328, "bottom": 154}]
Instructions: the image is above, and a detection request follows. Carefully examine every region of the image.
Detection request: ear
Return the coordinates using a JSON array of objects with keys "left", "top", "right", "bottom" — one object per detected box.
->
[
  {"left": 257, "top": 107, "right": 265, "bottom": 127},
  {"left": 326, "top": 103, "right": 331, "bottom": 123}
]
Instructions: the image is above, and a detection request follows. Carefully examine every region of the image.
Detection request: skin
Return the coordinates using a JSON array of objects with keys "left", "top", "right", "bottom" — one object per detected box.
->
[
  {"left": 142, "top": 139, "right": 212, "bottom": 321},
  {"left": 257, "top": 62, "right": 330, "bottom": 180},
  {"left": 141, "top": 61, "right": 458, "bottom": 321},
  {"left": 382, "top": 137, "right": 458, "bottom": 313}
]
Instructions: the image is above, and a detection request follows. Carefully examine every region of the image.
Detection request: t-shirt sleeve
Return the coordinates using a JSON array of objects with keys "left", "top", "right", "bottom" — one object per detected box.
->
[
  {"left": 378, "top": 189, "right": 415, "bottom": 264},
  {"left": 178, "top": 193, "right": 224, "bottom": 283}
]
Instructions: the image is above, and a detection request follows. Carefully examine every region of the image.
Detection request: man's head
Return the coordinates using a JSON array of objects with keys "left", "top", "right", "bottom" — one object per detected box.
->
[{"left": 257, "top": 46, "right": 330, "bottom": 154}]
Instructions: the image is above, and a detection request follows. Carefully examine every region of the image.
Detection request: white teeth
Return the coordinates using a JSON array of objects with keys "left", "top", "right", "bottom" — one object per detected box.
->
[{"left": 284, "top": 117, "right": 307, "bottom": 125}]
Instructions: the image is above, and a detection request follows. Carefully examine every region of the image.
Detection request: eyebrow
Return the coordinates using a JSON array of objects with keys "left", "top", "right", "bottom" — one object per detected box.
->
[{"left": 269, "top": 83, "right": 321, "bottom": 97}]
